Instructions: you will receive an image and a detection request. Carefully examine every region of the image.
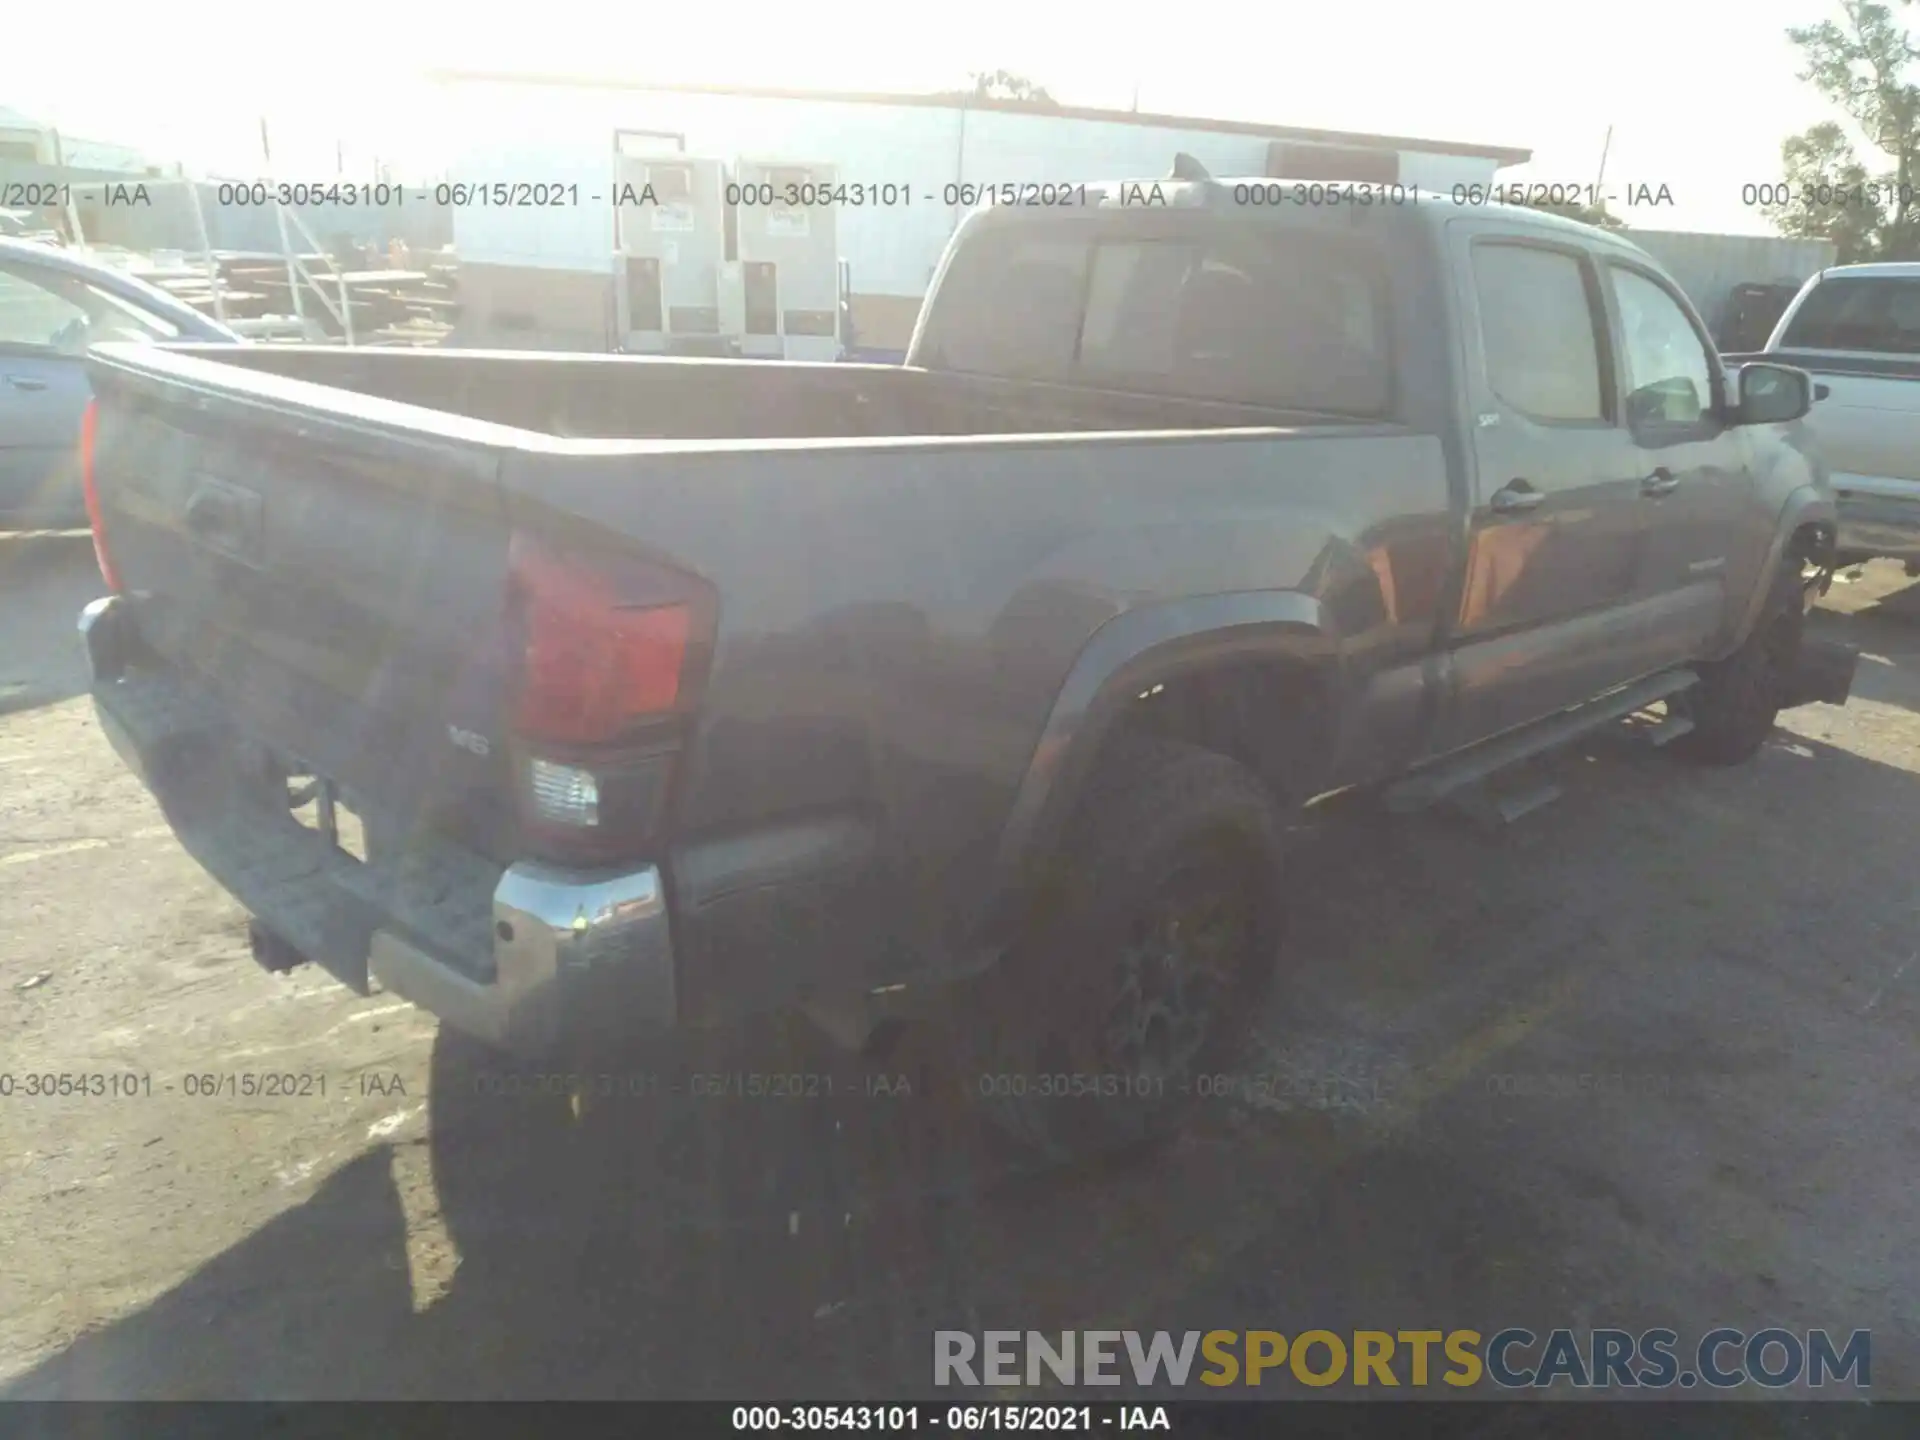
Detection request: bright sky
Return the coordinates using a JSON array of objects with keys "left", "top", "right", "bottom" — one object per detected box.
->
[{"left": 2, "top": 0, "right": 1868, "bottom": 235}]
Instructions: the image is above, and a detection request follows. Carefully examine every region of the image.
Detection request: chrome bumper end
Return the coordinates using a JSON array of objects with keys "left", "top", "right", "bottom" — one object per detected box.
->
[{"left": 369, "top": 862, "right": 675, "bottom": 1056}]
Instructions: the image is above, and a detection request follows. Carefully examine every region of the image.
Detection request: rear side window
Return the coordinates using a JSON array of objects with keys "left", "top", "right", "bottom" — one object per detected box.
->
[
  {"left": 921, "top": 223, "right": 1392, "bottom": 415},
  {"left": 0, "top": 266, "right": 85, "bottom": 348},
  {"left": 0, "top": 263, "right": 181, "bottom": 351},
  {"left": 1470, "top": 243, "right": 1606, "bottom": 423},
  {"left": 1779, "top": 276, "right": 1920, "bottom": 354},
  {"left": 924, "top": 235, "right": 1089, "bottom": 379}
]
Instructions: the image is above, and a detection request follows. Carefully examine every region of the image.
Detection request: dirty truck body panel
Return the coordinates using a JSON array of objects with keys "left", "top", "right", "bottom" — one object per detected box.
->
[{"left": 80, "top": 185, "right": 1837, "bottom": 1054}]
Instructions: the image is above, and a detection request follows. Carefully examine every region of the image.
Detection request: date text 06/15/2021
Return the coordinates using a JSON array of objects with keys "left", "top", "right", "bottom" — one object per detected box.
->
[{"left": 730, "top": 1406, "right": 1169, "bottom": 1432}]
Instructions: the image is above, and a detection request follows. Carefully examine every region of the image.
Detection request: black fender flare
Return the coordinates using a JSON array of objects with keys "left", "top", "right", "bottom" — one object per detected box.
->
[
  {"left": 1732, "top": 486, "right": 1836, "bottom": 647},
  {"left": 986, "top": 591, "right": 1338, "bottom": 924}
]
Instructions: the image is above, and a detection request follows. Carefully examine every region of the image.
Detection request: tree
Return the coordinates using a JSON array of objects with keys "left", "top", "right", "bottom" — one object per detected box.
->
[
  {"left": 1774, "top": 121, "right": 1887, "bottom": 262},
  {"left": 1770, "top": 1, "right": 1920, "bottom": 261},
  {"left": 935, "top": 70, "right": 1059, "bottom": 107}
]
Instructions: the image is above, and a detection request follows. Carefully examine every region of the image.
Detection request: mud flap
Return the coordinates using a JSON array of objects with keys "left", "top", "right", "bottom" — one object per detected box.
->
[{"left": 1782, "top": 636, "right": 1859, "bottom": 709}]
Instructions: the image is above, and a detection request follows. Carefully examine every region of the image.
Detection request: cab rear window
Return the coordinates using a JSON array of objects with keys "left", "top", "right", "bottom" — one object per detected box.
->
[
  {"left": 1779, "top": 276, "right": 1920, "bottom": 355},
  {"left": 921, "top": 220, "right": 1393, "bottom": 416}
]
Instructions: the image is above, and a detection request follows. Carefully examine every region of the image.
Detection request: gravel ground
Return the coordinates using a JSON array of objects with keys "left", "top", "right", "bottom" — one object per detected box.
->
[{"left": 3, "top": 533, "right": 1918, "bottom": 1405}]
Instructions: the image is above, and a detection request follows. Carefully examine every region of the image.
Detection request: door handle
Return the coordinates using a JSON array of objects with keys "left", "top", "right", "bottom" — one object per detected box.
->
[
  {"left": 3, "top": 374, "right": 49, "bottom": 392},
  {"left": 1641, "top": 467, "right": 1680, "bottom": 497},
  {"left": 1488, "top": 481, "right": 1545, "bottom": 515}
]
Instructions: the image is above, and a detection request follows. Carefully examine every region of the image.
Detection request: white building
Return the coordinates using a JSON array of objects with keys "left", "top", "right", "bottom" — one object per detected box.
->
[
  {"left": 0, "top": 106, "right": 164, "bottom": 174},
  {"left": 430, "top": 74, "right": 1531, "bottom": 355}
]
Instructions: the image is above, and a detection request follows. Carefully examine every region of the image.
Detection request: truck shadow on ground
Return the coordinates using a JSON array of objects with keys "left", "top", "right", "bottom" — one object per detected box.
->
[{"left": 8, "top": 688, "right": 1920, "bottom": 1401}]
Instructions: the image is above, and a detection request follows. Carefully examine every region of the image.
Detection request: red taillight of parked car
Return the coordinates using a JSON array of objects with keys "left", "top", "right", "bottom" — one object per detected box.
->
[
  {"left": 78, "top": 397, "right": 123, "bottom": 593},
  {"left": 505, "top": 530, "right": 711, "bottom": 746}
]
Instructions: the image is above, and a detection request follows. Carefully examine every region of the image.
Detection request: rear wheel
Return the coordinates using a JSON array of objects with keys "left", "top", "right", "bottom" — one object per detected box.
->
[
  {"left": 955, "top": 738, "right": 1287, "bottom": 1164},
  {"left": 1672, "top": 559, "right": 1807, "bottom": 767}
]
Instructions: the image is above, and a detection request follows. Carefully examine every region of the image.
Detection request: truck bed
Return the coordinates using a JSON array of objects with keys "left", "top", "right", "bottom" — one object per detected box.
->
[{"left": 176, "top": 344, "right": 1352, "bottom": 441}]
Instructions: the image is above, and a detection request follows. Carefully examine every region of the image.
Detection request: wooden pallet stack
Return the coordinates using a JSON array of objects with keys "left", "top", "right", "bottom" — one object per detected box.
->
[{"left": 146, "top": 249, "right": 464, "bottom": 347}]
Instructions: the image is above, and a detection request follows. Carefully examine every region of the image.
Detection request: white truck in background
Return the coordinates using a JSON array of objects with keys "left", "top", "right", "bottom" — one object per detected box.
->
[
  {"left": 1628, "top": 231, "right": 1836, "bottom": 351},
  {"left": 1729, "top": 262, "right": 1920, "bottom": 573}
]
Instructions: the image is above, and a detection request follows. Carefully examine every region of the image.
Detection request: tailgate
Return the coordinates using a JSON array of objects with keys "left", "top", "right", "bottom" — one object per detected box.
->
[{"left": 85, "top": 344, "right": 521, "bottom": 860}]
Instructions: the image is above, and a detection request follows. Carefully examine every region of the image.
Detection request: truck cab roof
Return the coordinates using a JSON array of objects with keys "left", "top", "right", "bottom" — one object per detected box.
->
[
  {"left": 957, "top": 172, "right": 1656, "bottom": 254},
  {"left": 1807, "top": 261, "right": 1920, "bottom": 281}
]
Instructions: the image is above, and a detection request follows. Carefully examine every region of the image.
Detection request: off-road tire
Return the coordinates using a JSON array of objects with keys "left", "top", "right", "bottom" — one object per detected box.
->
[
  {"left": 955, "top": 737, "right": 1288, "bottom": 1164},
  {"left": 1672, "top": 559, "right": 1807, "bottom": 767}
]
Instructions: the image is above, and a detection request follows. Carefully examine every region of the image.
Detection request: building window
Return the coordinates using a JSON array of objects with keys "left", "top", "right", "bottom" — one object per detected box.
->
[{"left": 1266, "top": 142, "right": 1398, "bottom": 184}]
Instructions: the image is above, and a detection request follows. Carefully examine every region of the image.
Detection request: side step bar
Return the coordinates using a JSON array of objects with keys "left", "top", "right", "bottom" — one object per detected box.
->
[
  {"left": 1446, "top": 780, "right": 1564, "bottom": 828},
  {"left": 1636, "top": 713, "right": 1695, "bottom": 748},
  {"left": 1384, "top": 670, "right": 1699, "bottom": 814}
]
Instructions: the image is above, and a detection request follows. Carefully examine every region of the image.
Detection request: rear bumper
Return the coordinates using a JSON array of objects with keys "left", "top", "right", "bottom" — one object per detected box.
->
[
  {"left": 79, "top": 594, "right": 676, "bottom": 1058},
  {"left": 369, "top": 864, "right": 673, "bottom": 1057},
  {"left": 1833, "top": 476, "right": 1920, "bottom": 562}
]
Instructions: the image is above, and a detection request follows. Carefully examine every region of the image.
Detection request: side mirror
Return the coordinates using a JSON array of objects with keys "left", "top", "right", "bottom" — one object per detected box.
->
[{"left": 1732, "top": 362, "right": 1812, "bottom": 425}]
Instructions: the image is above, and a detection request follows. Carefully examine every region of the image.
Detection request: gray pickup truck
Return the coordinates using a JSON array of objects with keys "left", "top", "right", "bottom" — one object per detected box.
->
[{"left": 78, "top": 170, "right": 1856, "bottom": 1174}]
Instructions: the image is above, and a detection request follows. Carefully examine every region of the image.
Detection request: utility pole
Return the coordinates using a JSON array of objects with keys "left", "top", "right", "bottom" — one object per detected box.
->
[
  {"left": 1594, "top": 123, "right": 1613, "bottom": 196},
  {"left": 262, "top": 117, "right": 310, "bottom": 329},
  {"left": 49, "top": 128, "right": 86, "bottom": 245}
]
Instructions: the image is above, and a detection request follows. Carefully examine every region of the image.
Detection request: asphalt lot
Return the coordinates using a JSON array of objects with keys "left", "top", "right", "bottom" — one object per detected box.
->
[{"left": 3, "top": 531, "right": 1919, "bottom": 1405}]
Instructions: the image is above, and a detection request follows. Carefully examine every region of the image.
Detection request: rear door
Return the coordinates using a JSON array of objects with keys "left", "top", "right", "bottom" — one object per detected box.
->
[
  {"left": 1601, "top": 258, "right": 1749, "bottom": 665},
  {"left": 0, "top": 259, "right": 94, "bottom": 526},
  {"left": 1429, "top": 222, "right": 1648, "bottom": 754}
]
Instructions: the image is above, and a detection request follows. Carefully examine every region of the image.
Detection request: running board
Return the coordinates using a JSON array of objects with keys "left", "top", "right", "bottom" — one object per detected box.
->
[
  {"left": 1445, "top": 779, "right": 1565, "bottom": 828},
  {"left": 1384, "top": 670, "right": 1699, "bottom": 814},
  {"left": 1638, "top": 713, "right": 1696, "bottom": 748}
]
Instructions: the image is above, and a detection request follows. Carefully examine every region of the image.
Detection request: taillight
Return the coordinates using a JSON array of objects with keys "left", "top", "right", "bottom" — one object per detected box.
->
[
  {"left": 506, "top": 531, "right": 710, "bottom": 745},
  {"left": 79, "top": 398, "right": 122, "bottom": 592},
  {"left": 505, "top": 531, "right": 713, "bottom": 862}
]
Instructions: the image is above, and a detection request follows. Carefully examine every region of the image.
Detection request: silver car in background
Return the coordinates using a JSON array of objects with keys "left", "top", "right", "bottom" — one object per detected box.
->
[{"left": 0, "top": 236, "right": 239, "bottom": 529}]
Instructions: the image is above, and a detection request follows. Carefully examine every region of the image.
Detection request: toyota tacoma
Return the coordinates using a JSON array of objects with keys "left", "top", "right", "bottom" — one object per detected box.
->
[{"left": 76, "top": 166, "right": 1857, "bottom": 1179}]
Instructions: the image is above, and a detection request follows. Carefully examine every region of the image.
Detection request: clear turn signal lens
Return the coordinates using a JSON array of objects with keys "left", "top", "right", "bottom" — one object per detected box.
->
[{"left": 527, "top": 757, "right": 600, "bottom": 828}]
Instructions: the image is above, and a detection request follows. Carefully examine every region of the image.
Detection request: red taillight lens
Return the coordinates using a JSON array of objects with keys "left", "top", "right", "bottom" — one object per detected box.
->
[
  {"left": 79, "top": 398, "right": 122, "bottom": 592},
  {"left": 506, "top": 531, "right": 709, "bottom": 746}
]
